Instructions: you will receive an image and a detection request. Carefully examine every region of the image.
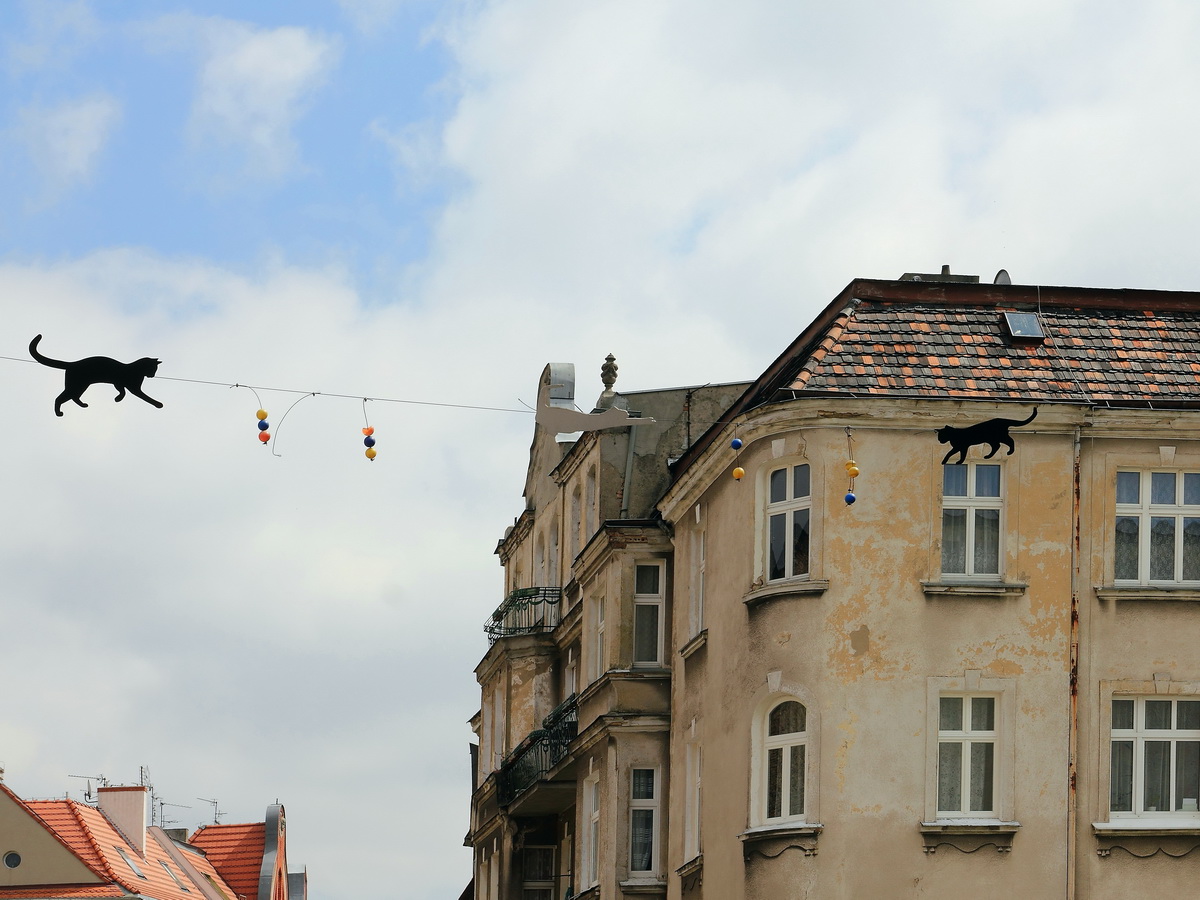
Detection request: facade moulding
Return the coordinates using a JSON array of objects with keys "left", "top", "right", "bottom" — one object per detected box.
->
[{"left": 743, "top": 580, "right": 830, "bottom": 609}]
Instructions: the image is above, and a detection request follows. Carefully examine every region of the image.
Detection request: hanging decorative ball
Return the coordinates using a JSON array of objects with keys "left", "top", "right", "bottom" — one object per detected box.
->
[
  {"left": 363, "top": 426, "right": 375, "bottom": 436},
  {"left": 364, "top": 435, "right": 376, "bottom": 448},
  {"left": 258, "top": 431, "right": 271, "bottom": 444},
  {"left": 256, "top": 409, "right": 269, "bottom": 421},
  {"left": 845, "top": 491, "right": 857, "bottom": 505},
  {"left": 257, "top": 419, "right": 270, "bottom": 432},
  {"left": 732, "top": 466, "right": 745, "bottom": 480},
  {"left": 731, "top": 437, "right": 743, "bottom": 450},
  {"left": 846, "top": 464, "right": 860, "bottom": 478},
  {"left": 365, "top": 447, "right": 377, "bottom": 460}
]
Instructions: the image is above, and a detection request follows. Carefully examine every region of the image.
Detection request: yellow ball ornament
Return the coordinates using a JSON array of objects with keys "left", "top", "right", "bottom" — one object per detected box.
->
[
  {"left": 846, "top": 464, "right": 860, "bottom": 478},
  {"left": 256, "top": 409, "right": 269, "bottom": 421},
  {"left": 365, "top": 447, "right": 377, "bottom": 460},
  {"left": 732, "top": 466, "right": 745, "bottom": 480}
]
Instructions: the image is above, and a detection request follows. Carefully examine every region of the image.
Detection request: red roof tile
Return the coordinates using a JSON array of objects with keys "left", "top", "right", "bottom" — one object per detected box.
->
[{"left": 189, "top": 823, "right": 266, "bottom": 900}]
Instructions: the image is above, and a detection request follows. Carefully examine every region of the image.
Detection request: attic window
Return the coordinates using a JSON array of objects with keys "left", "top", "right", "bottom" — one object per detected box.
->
[
  {"left": 1002, "top": 312, "right": 1044, "bottom": 341},
  {"left": 161, "top": 860, "right": 191, "bottom": 891},
  {"left": 114, "top": 847, "right": 146, "bottom": 878}
]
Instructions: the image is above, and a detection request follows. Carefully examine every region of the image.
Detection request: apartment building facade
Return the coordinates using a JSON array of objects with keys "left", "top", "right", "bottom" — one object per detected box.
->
[{"left": 467, "top": 271, "right": 1200, "bottom": 899}]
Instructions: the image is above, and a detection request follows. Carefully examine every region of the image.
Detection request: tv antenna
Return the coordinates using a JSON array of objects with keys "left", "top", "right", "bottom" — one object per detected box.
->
[
  {"left": 198, "top": 797, "right": 225, "bottom": 824},
  {"left": 157, "top": 799, "right": 192, "bottom": 828},
  {"left": 68, "top": 774, "right": 109, "bottom": 803}
]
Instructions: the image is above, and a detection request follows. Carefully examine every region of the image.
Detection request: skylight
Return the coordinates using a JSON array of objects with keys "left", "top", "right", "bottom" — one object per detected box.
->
[{"left": 1002, "top": 311, "right": 1045, "bottom": 340}]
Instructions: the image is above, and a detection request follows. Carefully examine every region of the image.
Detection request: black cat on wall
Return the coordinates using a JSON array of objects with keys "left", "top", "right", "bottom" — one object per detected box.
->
[
  {"left": 30, "top": 334, "right": 163, "bottom": 417},
  {"left": 937, "top": 408, "right": 1037, "bottom": 465}
]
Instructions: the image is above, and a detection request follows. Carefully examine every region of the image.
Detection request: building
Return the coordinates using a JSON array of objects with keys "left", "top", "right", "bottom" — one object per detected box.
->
[
  {"left": 467, "top": 270, "right": 1200, "bottom": 900},
  {"left": 0, "top": 779, "right": 306, "bottom": 900}
]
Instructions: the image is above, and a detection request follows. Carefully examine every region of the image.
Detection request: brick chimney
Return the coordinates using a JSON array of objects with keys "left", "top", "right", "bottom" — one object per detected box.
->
[{"left": 97, "top": 786, "right": 149, "bottom": 855}]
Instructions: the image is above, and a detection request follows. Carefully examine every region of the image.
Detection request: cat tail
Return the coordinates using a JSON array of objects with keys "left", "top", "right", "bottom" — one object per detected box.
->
[
  {"left": 1016, "top": 408, "right": 1038, "bottom": 426},
  {"left": 28, "top": 335, "right": 68, "bottom": 369}
]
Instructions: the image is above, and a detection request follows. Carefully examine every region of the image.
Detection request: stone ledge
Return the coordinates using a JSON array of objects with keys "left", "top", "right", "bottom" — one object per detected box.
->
[
  {"left": 1095, "top": 586, "right": 1200, "bottom": 602},
  {"left": 922, "top": 581, "right": 1027, "bottom": 599},
  {"left": 744, "top": 580, "right": 830, "bottom": 609}
]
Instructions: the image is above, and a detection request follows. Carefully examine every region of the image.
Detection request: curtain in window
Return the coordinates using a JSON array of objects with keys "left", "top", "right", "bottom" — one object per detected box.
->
[{"left": 630, "top": 809, "right": 654, "bottom": 870}]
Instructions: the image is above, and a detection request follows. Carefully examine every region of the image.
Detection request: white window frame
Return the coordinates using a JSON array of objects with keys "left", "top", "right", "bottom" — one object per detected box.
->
[
  {"left": 633, "top": 561, "right": 665, "bottom": 667},
  {"left": 1114, "top": 470, "right": 1200, "bottom": 585},
  {"left": 935, "top": 694, "right": 998, "bottom": 817},
  {"left": 583, "top": 775, "right": 600, "bottom": 888},
  {"left": 941, "top": 462, "right": 1003, "bottom": 578},
  {"left": 589, "top": 596, "right": 606, "bottom": 683},
  {"left": 924, "top": 675, "right": 1015, "bottom": 825},
  {"left": 764, "top": 462, "right": 812, "bottom": 583},
  {"left": 759, "top": 699, "right": 808, "bottom": 824},
  {"left": 1108, "top": 695, "right": 1200, "bottom": 819},
  {"left": 521, "top": 845, "right": 555, "bottom": 900},
  {"left": 628, "top": 768, "right": 660, "bottom": 875}
]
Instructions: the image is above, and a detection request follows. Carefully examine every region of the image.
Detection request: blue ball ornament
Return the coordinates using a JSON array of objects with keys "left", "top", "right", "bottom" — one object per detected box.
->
[
  {"left": 364, "top": 435, "right": 376, "bottom": 448},
  {"left": 844, "top": 492, "right": 857, "bottom": 505},
  {"left": 258, "top": 419, "right": 270, "bottom": 431},
  {"left": 731, "top": 438, "right": 743, "bottom": 450}
]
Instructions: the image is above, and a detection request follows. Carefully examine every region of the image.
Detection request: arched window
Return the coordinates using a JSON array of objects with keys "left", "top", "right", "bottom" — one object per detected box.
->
[{"left": 763, "top": 700, "right": 808, "bottom": 822}]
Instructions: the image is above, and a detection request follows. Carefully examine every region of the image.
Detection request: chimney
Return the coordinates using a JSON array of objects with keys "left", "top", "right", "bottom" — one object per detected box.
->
[{"left": 97, "top": 786, "right": 149, "bottom": 855}]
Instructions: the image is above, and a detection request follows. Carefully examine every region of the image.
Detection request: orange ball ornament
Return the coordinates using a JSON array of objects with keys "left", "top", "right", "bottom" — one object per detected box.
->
[
  {"left": 258, "top": 431, "right": 270, "bottom": 443},
  {"left": 362, "top": 426, "right": 374, "bottom": 436}
]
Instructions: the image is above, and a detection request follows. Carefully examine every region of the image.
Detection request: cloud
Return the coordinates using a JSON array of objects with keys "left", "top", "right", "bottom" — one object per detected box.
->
[
  {"left": 138, "top": 15, "right": 341, "bottom": 182},
  {"left": 17, "top": 93, "right": 121, "bottom": 196},
  {"left": 336, "top": 0, "right": 410, "bottom": 34},
  {"left": 4, "top": 0, "right": 100, "bottom": 76}
]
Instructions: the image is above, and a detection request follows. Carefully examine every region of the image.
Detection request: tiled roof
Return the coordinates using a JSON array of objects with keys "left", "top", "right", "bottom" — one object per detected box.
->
[
  {"left": 0, "top": 794, "right": 242, "bottom": 900},
  {"left": 789, "top": 295, "right": 1200, "bottom": 405},
  {"left": 189, "top": 823, "right": 266, "bottom": 900}
]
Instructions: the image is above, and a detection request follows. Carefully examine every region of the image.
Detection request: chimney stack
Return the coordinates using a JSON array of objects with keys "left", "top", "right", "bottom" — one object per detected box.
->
[{"left": 97, "top": 786, "right": 149, "bottom": 855}]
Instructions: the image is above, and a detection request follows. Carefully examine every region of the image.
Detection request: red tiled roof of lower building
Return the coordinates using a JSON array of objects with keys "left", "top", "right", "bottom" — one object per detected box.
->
[
  {"left": 0, "top": 886, "right": 126, "bottom": 898},
  {"left": 189, "top": 822, "right": 266, "bottom": 900},
  {"left": 789, "top": 300, "right": 1200, "bottom": 405}
]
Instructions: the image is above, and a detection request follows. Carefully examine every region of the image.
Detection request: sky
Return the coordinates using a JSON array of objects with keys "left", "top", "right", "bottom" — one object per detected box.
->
[{"left": 3, "top": 1, "right": 1200, "bottom": 898}]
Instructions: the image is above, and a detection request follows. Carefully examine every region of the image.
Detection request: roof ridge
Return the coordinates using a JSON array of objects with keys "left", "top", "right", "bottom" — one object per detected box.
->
[{"left": 65, "top": 800, "right": 130, "bottom": 891}]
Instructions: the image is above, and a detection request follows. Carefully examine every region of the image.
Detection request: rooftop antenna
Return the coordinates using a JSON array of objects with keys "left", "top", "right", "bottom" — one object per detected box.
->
[
  {"left": 157, "top": 799, "right": 192, "bottom": 829},
  {"left": 69, "top": 773, "right": 109, "bottom": 802},
  {"left": 198, "top": 797, "right": 225, "bottom": 824}
]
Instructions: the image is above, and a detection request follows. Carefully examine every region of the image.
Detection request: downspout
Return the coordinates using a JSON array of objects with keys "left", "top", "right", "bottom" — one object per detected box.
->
[
  {"left": 1066, "top": 425, "right": 1081, "bottom": 900},
  {"left": 620, "top": 423, "right": 638, "bottom": 519}
]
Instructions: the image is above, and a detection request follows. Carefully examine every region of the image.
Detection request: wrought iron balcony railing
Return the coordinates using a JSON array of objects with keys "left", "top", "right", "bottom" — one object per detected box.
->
[
  {"left": 497, "top": 694, "right": 578, "bottom": 805},
  {"left": 484, "top": 586, "right": 563, "bottom": 644}
]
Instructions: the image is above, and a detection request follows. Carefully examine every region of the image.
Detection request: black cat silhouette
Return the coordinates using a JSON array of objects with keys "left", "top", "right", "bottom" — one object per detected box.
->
[
  {"left": 30, "top": 334, "right": 163, "bottom": 417},
  {"left": 937, "top": 408, "right": 1037, "bottom": 465}
]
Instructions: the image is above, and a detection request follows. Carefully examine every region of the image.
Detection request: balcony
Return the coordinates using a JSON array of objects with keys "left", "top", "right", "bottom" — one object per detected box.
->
[
  {"left": 484, "top": 587, "right": 563, "bottom": 644},
  {"left": 498, "top": 694, "right": 578, "bottom": 807}
]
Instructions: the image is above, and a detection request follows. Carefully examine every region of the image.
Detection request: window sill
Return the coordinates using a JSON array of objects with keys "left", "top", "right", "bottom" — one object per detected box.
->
[
  {"left": 744, "top": 580, "right": 829, "bottom": 609},
  {"left": 739, "top": 822, "right": 822, "bottom": 859},
  {"left": 675, "top": 855, "right": 703, "bottom": 878},
  {"left": 919, "top": 820, "right": 1019, "bottom": 854},
  {"left": 618, "top": 878, "right": 666, "bottom": 893},
  {"left": 922, "top": 581, "right": 1027, "bottom": 599},
  {"left": 679, "top": 630, "right": 708, "bottom": 659},
  {"left": 1095, "top": 585, "right": 1200, "bottom": 602},
  {"left": 1093, "top": 820, "right": 1200, "bottom": 837}
]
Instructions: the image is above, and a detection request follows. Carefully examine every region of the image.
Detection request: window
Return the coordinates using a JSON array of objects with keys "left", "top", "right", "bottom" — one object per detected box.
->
[
  {"left": 114, "top": 847, "right": 146, "bottom": 879},
  {"left": 583, "top": 775, "right": 600, "bottom": 887},
  {"left": 937, "top": 695, "right": 997, "bottom": 817},
  {"left": 766, "top": 464, "right": 811, "bottom": 581},
  {"left": 1110, "top": 697, "right": 1200, "bottom": 817},
  {"left": 1115, "top": 471, "right": 1200, "bottom": 584},
  {"left": 690, "top": 526, "right": 705, "bottom": 636},
  {"left": 684, "top": 744, "right": 702, "bottom": 860},
  {"left": 629, "top": 769, "right": 659, "bottom": 873},
  {"left": 762, "top": 700, "right": 807, "bottom": 822},
  {"left": 521, "top": 846, "right": 554, "bottom": 900},
  {"left": 633, "top": 563, "right": 664, "bottom": 666},
  {"left": 941, "top": 464, "right": 1001, "bottom": 577},
  {"left": 589, "top": 597, "right": 606, "bottom": 682},
  {"left": 160, "top": 861, "right": 191, "bottom": 892}
]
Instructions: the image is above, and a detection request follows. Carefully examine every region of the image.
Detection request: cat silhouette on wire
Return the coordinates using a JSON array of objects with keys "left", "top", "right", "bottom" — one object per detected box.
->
[
  {"left": 937, "top": 408, "right": 1037, "bottom": 465},
  {"left": 30, "top": 334, "right": 164, "bottom": 417}
]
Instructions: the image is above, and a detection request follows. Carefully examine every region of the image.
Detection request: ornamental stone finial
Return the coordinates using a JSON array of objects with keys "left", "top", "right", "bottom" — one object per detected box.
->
[{"left": 596, "top": 354, "right": 619, "bottom": 410}]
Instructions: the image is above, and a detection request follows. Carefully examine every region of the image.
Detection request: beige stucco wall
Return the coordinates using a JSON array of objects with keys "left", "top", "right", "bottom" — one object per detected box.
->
[{"left": 0, "top": 791, "right": 102, "bottom": 886}]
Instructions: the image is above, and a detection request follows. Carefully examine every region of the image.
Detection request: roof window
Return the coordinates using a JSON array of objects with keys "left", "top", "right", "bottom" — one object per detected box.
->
[
  {"left": 1002, "top": 311, "right": 1045, "bottom": 342},
  {"left": 114, "top": 846, "right": 146, "bottom": 878}
]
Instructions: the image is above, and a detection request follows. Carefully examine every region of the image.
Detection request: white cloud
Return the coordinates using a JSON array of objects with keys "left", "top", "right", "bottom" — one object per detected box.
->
[
  {"left": 4, "top": 0, "right": 100, "bottom": 75},
  {"left": 139, "top": 15, "right": 341, "bottom": 181},
  {"left": 336, "top": 0, "right": 409, "bottom": 34},
  {"left": 17, "top": 94, "right": 121, "bottom": 195}
]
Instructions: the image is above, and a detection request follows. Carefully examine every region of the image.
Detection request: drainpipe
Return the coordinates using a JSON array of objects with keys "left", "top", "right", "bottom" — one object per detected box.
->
[
  {"left": 1066, "top": 425, "right": 1081, "bottom": 900},
  {"left": 620, "top": 422, "right": 638, "bottom": 519}
]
